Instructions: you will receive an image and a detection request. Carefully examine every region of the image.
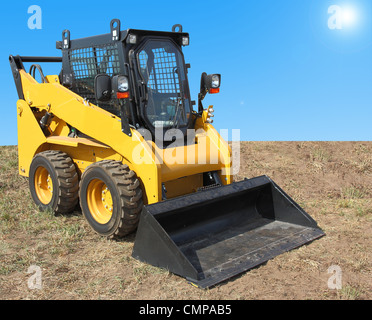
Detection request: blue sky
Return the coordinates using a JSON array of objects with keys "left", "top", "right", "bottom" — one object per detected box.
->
[{"left": 0, "top": 0, "right": 371, "bottom": 145}]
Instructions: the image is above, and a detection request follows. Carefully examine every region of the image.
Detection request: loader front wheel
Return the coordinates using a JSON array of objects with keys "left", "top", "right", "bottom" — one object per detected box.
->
[
  {"left": 29, "top": 151, "right": 79, "bottom": 213},
  {"left": 79, "top": 161, "right": 143, "bottom": 239}
]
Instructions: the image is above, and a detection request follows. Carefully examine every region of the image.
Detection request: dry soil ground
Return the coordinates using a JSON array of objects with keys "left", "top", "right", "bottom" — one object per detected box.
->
[{"left": 0, "top": 142, "right": 371, "bottom": 300}]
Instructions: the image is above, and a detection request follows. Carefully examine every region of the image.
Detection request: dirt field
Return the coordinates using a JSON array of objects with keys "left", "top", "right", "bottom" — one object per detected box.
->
[{"left": 0, "top": 142, "right": 371, "bottom": 300}]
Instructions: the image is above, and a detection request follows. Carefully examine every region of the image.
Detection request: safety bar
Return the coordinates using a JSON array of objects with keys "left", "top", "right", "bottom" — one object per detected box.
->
[{"left": 18, "top": 56, "right": 62, "bottom": 63}]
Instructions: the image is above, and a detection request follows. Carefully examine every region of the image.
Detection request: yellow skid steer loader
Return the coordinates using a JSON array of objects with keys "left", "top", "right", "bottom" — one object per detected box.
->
[{"left": 9, "top": 19, "right": 324, "bottom": 288}]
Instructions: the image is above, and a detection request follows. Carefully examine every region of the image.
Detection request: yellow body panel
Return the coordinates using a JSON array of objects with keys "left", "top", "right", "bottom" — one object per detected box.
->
[
  {"left": 17, "top": 99, "right": 47, "bottom": 175},
  {"left": 17, "top": 70, "right": 232, "bottom": 203},
  {"left": 163, "top": 174, "right": 203, "bottom": 199},
  {"left": 45, "top": 75, "right": 60, "bottom": 84}
]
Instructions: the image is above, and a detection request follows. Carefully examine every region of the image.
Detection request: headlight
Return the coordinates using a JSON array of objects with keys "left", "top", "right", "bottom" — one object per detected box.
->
[
  {"left": 118, "top": 76, "right": 129, "bottom": 92},
  {"left": 211, "top": 75, "right": 220, "bottom": 88}
]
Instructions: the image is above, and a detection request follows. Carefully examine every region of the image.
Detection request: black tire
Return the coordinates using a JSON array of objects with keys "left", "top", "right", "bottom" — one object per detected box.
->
[
  {"left": 79, "top": 160, "right": 143, "bottom": 239},
  {"left": 29, "top": 150, "right": 79, "bottom": 213}
]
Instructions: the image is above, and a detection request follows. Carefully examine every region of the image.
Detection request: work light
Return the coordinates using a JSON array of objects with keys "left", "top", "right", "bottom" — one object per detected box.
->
[
  {"left": 117, "top": 76, "right": 129, "bottom": 92},
  {"left": 111, "top": 75, "right": 130, "bottom": 99},
  {"left": 127, "top": 34, "right": 137, "bottom": 44},
  {"left": 182, "top": 36, "right": 189, "bottom": 46},
  {"left": 211, "top": 75, "right": 220, "bottom": 88}
]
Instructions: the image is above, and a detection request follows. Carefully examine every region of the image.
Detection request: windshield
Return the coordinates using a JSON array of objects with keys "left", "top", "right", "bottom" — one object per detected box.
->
[{"left": 136, "top": 39, "right": 191, "bottom": 128}]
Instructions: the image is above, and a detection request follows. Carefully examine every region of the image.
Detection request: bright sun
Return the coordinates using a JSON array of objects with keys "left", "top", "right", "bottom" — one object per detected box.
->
[{"left": 342, "top": 7, "right": 357, "bottom": 26}]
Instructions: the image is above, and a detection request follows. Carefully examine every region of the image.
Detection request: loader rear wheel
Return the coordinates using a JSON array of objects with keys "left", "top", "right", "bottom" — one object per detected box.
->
[
  {"left": 79, "top": 160, "right": 143, "bottom": 239},
  {"left": 29, "top": 151, "right": 79, "bottom": 213}
]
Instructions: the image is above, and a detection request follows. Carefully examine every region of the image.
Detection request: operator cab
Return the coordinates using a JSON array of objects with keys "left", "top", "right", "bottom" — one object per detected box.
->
[
  {"left": 57, "top": 20, "right": 220, "bottom": 141},
  {"left": 135, "top": 38, "right": 192, "bottom": 131}
]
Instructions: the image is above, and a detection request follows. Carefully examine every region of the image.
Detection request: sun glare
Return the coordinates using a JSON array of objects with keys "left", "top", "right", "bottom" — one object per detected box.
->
[{"left": 342, "top": 7, "right": 357, "bottom": 27}]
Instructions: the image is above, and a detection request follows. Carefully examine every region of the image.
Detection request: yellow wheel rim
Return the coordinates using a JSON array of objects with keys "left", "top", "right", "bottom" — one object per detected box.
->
[
  {"left": 86, "top": 179, "right": 113, "bottom": 224},
  {"left": 34, "top": 167, "right": 53, "bottom": 205}
]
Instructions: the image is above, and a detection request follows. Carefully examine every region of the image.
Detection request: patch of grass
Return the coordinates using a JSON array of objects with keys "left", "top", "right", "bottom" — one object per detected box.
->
[
  {"left": 340, "top": 285, "right": 362, "bottom": 300},
  {"left": 337, "top": 198, "right": 372, "bottom": 219},
  {"left": 0, "top": 147, "right": 18, "bottom": 169},
  {"left": 58, "top": 223, "right": 86, "bottom": 240},
  {"left": 0, "top": 249, "right": 43, "bottom": 276},
  {"left": 114, "top": 276, "right": 128, "bottom": 290},
  {"left": 0, "top": 195, "right": 13, "bottom": 216},
  {"left": 133, "top": 263, "right": 169, "bottom": 284},
  {"left": 48, "top": 219, "right": 87, "bottom": 255},
  {"left": 355, "top": 205, "right": 372, "bottom": 217},
  {"left": 4, "top": 158, "right": 18, "bottom": 169},
  {"left": 0, "top": 265, "right": 14, "bottom": 275},
  {"left": 349, "top": 254, "right": 370, "bottom": 273},
  {"left": 311, "top": 147, "right": 330, "bottom": 162},
  {"left": 38, "top": 207, "right": 55, "bottom": 219},
  {"left": 341, "top": 186, "right": 365, "bottom": 199},
  {"left": 0, "top": 211, "right": 14, "bottom": 222},
  {"left": 352, "top": 159, "right": 371, "bottom": 174},
  {"left": 337, "top": 199, "right": 353, "bottom": 208},
  {"left": 133, "top": 263, "right": 168, "bottom": 277},
  {"left": 18, "top": 207, "right": 54, "bottom": 235},
  {"left": 354, "top": 144, "right": 370, "bottom": 155}
]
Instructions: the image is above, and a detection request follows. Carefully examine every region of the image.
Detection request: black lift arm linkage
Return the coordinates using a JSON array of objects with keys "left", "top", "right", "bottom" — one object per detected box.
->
[{"left": 9, "top": 55, "right": 62, "bottom": 100}]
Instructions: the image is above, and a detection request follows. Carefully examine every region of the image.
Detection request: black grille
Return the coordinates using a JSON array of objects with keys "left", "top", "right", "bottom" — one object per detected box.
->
[
  {"left": 68, "top": 44, "right": 121, "bottom": 115},
  {"left": 139, "top": 47, "right": 180, "bottom": 94}
]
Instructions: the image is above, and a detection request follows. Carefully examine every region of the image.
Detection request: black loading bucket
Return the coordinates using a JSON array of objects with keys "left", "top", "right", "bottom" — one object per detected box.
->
[{"left": 132, "top": 176, "right": 325, "bottom": 288}]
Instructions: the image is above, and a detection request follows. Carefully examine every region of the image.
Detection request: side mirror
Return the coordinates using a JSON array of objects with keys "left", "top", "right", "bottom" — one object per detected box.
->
[
  {"left": 94, "top": 74, "right": 112, "bottom": 102},
  {"left": 198, "top": 72, "right": 221, "bottom": 112}
]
